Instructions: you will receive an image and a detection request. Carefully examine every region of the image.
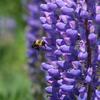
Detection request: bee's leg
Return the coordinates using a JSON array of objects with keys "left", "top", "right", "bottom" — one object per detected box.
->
[{"left": 44, "top": 44, "right": 47, "bottom": 50}]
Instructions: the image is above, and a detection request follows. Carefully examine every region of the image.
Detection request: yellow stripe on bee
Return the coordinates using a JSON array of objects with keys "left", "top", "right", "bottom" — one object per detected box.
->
[{"left": 36, "top": 40, "right": 43, "bottom": 46}]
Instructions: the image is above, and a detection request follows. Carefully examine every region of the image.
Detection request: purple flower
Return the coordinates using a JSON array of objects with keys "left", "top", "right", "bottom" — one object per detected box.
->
[
  {"left": 27, "top": 0, "right": 100, "bottom": 100},
  {"left": 27, "top": 1, "right": 45, "bottom": 99}
]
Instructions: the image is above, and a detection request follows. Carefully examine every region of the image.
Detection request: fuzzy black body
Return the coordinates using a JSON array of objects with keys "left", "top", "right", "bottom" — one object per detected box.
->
[{"left": 32, "top": 40, "right": 46, "bottom": 50}]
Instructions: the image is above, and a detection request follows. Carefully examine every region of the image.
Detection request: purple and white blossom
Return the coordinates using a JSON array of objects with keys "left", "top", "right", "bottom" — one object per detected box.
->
[{"left": 39, "top": 0, "right": 100, "bottom": 100}]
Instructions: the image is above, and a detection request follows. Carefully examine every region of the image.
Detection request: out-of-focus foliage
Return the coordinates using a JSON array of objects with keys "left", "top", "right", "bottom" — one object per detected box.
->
[
  {"left": 0, "top": 0, "right": 33, "bottom": 100},
  {"left": 0, "top": 0, "right": 26, "bottom": 28}
]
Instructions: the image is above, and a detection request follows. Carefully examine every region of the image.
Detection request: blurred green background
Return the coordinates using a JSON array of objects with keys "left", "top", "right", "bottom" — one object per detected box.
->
[{"left": 0, "top": 0, "right": 35, "bottom": 100}]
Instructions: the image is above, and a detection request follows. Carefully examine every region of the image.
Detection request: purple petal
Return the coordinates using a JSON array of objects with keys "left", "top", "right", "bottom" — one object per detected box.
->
[
  {"left": 85, "top": 75, "right": 92, "bottom": 83},
  {"left": 54, "top": 49, "right": 62, "bottom": 56},
  {"left": 57, "top": 61, "right": 65, "bottom": 68},
  {"left": 60, "top": 45, "right": 70, "bottom": 52},
  {"left": 67, "top": 69, "right": 81, "bottom": 76},
  {"left": 79, "top": 87, "right": 86, "bottom": 93},
  {"left": 40, "top": 4, "right": 49, "bottom": 11},
  {"left": 43, "top": 24, "right": 52, "bottom": 30},
  {"left": 78, "top": 52, "right": 88, "bottom": 60},
  {"left": 40, "top": 17, "right": 46, "bottom": 23},
  {"left": 48, "top": 68, "right": 60, "bottom": 77},
  {"left": 47, "top": 3, "right": 57, "bottom": 10},
  {"left": 45, "top": 86, "right": 52, "bottom": 94},
  {"left": 60, "top": 84, "right": 74, "bottom": 92},
  {"left": 80, "top": 10, "right": 89, "bottom": 19},
  {"left": 56, "top": 22, "right": 66, "bottom": 30},
  {"left": 41, "top": 63, "right": 53, "bottom": 70},
  {"left": 95, "top": 90, "right": 100, "bottom": 98},
  {"left": 56, "top": 39, "right": 64, "bottom": 46},
  {"left": 56, "top": 0, "right": 65, "bottom": 7},
  {"left": 61, "top": 6, "right": 74, "bottom": 15},
  {"left": 97, "top": 54, "right": 100, "bottom": 61},
  {"left": 63, "top": 77, "right": 75, "bottom": 84},
  {"left": 96, "top": 14, "right": 100, "bottom": 23}
]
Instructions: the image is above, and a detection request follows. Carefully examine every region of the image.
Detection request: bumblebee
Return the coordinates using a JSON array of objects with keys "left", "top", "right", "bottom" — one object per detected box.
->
[{"left": 32, "top": 40, "right": 46, "bottom": 50}]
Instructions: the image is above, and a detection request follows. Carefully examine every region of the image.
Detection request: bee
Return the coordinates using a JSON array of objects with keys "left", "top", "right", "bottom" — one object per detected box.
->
[{"left": 32, "top": 40, "right": 46, "bottom": 50}]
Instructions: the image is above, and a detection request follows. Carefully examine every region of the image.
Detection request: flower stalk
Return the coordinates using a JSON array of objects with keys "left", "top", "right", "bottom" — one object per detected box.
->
[
  {"left": 85, "top": 19, "right": 92, "bottom": 100},
  {"left": 27, "top": 0, "right": 100, "bottom": 100}
]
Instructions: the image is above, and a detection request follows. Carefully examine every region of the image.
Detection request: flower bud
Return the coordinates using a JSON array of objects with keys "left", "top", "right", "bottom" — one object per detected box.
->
[
  {"left": 61, "top": 6, "right": 74, "bottom": 15},
  {"left": 47, "top": 3, "right": 57, "bottom": 10},
  {"left": 40, "top": 4, "right": 49, "bottom": 11},
  {"left": 41, "top": 63, "right": 53, "bottom": 70},
  {"left": 45, "top": 86, "right": 52, "bottom": 94},
  {"left": 48, "top": 68, "right": 60, "bottom": 78},
  {"left": 60, "top": 84, "right": 74, "bottom": 92},
  {"left": 56, "top": 0, "right": 65, "bottom": 7},
  {"left": 96, "top": 14, "right": 100, "bottom": 23},
  {"left": 56, "top": 22, "right": 66, "bottom": 30},
  {"left": 88, "top": 33, "right": 97, "bottom": 44}
]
